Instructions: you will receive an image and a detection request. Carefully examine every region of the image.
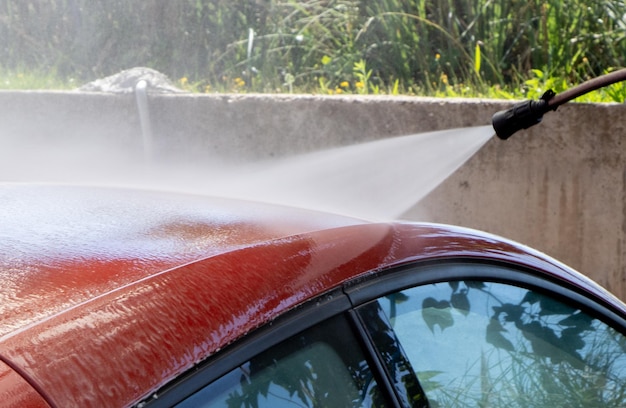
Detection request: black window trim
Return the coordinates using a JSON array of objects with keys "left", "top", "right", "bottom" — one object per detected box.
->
[
  {"left": 346, "top": 309, "right": 404, "bottom": 407},
  {"left": 345, "top": 258, "right": 626, "bottom": 336}
]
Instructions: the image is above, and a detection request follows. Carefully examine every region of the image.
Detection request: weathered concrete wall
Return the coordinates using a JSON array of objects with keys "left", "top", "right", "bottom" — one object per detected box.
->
[
  {"left": 414, "top": 102, "right": 626, "bottom": 300},
  {"left": 1, "top": 91, "right": 624, "bottom": 300}
]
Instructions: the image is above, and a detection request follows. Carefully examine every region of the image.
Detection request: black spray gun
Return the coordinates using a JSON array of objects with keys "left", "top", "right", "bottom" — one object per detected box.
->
[{"left": 492, "top": 68, "right": 626, "bottom": 139}]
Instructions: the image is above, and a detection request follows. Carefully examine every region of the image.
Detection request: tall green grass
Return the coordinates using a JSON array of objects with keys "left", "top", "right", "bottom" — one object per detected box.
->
[{"left": 0, "top": 0, "right": 624, "bottom": 99}]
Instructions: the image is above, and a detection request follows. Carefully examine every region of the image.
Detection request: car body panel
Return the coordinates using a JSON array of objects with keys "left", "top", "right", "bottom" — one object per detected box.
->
[
  {"left": 0, "top": 185, "right": 364, "bottom": 340},
  {"left": 1, "top": 185, "right": 624, "bottom": 407},
  {"left": 0, "top": 360, "right": 50, "bottom": 407}
]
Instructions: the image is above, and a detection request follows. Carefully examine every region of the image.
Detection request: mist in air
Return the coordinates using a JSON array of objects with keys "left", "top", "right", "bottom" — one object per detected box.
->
[{"left": 0, "top": 123, "right": 493, "bottom": 220}]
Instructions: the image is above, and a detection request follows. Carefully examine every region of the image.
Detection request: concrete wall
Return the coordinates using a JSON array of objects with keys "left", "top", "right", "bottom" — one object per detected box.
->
[{"left": 1, "top": 91, "right": 624, "bottom": 300}]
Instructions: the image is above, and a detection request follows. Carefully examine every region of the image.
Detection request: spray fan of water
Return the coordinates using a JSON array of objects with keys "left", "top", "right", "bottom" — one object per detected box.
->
[{"left": 0, "top": 126, "right": 494, "bottom": 221}]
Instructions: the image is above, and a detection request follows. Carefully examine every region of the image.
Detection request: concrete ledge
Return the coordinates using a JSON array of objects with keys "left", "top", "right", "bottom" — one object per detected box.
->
[{"left": 1, "top": 91, "right": 624, "bottom": 299}]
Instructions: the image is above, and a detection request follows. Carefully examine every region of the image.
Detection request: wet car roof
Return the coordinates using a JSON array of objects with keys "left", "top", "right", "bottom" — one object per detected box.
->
[
  {"left": 0, "top": 185, "right": 366, "bottom": 340},
  {"left": 1, "top": 184, "right": 622, "bottom": 407}
]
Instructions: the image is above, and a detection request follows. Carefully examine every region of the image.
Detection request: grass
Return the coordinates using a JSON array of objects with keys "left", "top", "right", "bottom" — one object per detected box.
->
[
  {"left": 4, "top": 62, "right": 622, "bottom": 104},
  {"left": 0, "top": 0, "right": 624, "bottom": 102},
  {"left": 0, "top": 68, "right": 74, "bottom": 90}
]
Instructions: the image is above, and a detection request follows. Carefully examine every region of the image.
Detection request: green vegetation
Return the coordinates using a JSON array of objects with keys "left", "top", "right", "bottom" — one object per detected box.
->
[
  {"left": 0, "top": 68, "right": 74, "bottom": 90},
  {"left": 1, "top": 0, "right": 624, "bottom": 101}
]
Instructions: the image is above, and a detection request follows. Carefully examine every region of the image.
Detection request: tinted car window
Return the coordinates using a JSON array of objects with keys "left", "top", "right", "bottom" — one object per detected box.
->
[
  {"left": 361, "top": 280, "right": 626, "bottom": 407},
  {"left": 176, "top": 314, "right": 388, "bottom": 408}
]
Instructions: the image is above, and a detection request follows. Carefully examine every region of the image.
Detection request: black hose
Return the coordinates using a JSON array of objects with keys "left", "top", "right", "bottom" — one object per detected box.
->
[{"left": 493, "top": 68, "right": 626, "bottom": 140}]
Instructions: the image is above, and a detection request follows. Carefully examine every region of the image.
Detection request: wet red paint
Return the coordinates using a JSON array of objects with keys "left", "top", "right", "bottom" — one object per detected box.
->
[
  {"left": 1, "top": 185, "right": 623, "bottom": 407},
  {"left": 0, "top": 360, "right": 50, "bottom": 407}
]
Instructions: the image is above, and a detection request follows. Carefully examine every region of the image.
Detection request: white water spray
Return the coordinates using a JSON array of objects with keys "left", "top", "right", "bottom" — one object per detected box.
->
[
  {"left": 0, "top": 125, "right": 493, "bottom": 220},
  {"left": 134, "top": 79, "right": 154, "bottom": 162},
  {"left": 184, "top": 125, "right": 494, "bottom": 220}
]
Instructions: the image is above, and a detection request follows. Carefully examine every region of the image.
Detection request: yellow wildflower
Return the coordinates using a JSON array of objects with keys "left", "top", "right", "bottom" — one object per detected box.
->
[
  {"left": 340, "top": 81, "right": 349, "bottom": 88},
  {"left": 179, "top": 77, "right": 188, "bottom": 86},
  {"left": 355, "top": 81, "right": 364, "bottom": 89},
  {"left": 335, "top": 87, "right": 343, "bottom": 94}
]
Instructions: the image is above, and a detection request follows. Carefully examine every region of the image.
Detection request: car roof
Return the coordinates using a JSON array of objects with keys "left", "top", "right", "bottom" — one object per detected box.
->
[
  {"left": 1, "top": 184, "right": 623, "bottom": 407},
  {"left": 0, "top": 184, "right": 366, "bottom": 339}
]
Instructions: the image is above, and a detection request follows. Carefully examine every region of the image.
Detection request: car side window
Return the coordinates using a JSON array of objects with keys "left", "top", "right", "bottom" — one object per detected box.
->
[
  {"left": 176, "top": 314, "right": 388, "bottom": 408},
  {"left": 359, "top": 280, "right": 626, "bottom": 407}
]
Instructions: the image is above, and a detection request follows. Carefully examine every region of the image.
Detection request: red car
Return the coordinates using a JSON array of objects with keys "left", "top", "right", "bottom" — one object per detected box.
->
[{"left": 2, "top": 185, "right": 626, "bottom": 407}]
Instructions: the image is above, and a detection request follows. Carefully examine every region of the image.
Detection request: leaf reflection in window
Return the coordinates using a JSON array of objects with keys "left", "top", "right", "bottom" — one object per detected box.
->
[{"left": 379, "top": 281, "right": 626, "bottom": 407}]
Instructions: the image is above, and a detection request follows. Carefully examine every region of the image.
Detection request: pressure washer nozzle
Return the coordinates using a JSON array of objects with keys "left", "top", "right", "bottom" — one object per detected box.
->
[{"left": 492, "top": 91, "right": 555, "bottom": 140}]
